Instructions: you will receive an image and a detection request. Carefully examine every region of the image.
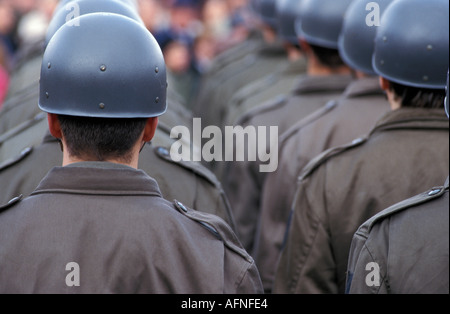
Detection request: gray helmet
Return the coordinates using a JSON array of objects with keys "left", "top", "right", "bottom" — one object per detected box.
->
[
  {"left": 39, "top": 13, "right": 167, "bottom": 118},
  {"left": 338, "top": 0, "right": 394, "bottom": 75},
  {"left": 253, "top": 0, "right": 278, "bottom": 29},
  {"left": 47, "top": 0, "right": 142, "bottom": 46},
  {"left": 373, "top": 0, "right": 449, "bottom": 89},
  {"left": 276, "top": 0, "right": 303, "bottom": 45},
  {"left": 295, "top": 0, "right": 354, "bottom": 49}
]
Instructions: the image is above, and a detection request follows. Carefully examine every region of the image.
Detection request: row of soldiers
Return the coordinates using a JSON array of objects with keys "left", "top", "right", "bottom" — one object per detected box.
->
[
  {"left": 0, "top": 0, "right": 448, "bottom": 294},
  {"left": 195, "top": 0, "right": 449, "bottom": 294}
]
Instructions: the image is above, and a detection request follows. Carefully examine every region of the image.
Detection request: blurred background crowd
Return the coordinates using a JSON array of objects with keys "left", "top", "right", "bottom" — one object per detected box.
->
[{"left": 0, "top": 0, "right": 259, "bottom": 109}]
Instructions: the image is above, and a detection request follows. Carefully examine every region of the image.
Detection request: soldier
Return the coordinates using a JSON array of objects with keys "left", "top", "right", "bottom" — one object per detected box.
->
[
  {"left": 254, "top": 0, "right": 393, "bottom": 292},
  {"left": 274, "top": 0, "right": 449, "bottom": 294},
  {"left": 0, "top": 0, "right": 145, "bottom": 135},
  {"left": 0, "top": 0, "right": 234, "bottom": 229},
  {"left": 0, "top": 12, "right": 262, "bottom": 294},
  {"left": 193, "top": 0, "right": 289, "bottom": 132},
  {"left": 346, "top": 71, "right": 450, "bottom": 294},
  {"left": 223, "top": 0, "right": 307, "bottom": 128},
  {"left": 222, "top": 0, "right": 353, "bottom": 258}
]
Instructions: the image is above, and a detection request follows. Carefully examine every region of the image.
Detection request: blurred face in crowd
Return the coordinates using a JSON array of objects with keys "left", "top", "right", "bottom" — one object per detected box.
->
[
  {"left": 202, "top": 0, "right": 230, "bottom": 38},
  {"left": 163, "top": 40, "right": 191, "bottom": 74},
  {"left": 171, "top": 4, "right": 198, "bottom": 31},
  {"left": 0, "top": 2, "right": 15, "bottom": 35},
  {"left": 139, "top": 0, "right": 166, "bottom": 32},
  {"left": 38, "top": 0, "right": 58, "bottom": 19},
  {"left": 10, "top": 0, "right": 35, "bottom": 14}
]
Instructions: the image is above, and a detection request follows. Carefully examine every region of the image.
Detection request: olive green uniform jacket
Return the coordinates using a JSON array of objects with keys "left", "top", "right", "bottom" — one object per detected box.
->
[
  {"left": 274, "top": 108, "right": 449, "bottom": 294},
  {"left": 194, "top": 41, "right": 289, "bottom": 130},
  {"left": 0, "top": 162, "right": 263, "bottom": 294},
  {"left": 222, "top": 74, "right": 353, "bottom": 254},
  {"left": 346, "top": 177, "right": 449, "bottom": 294},
  {"left": 0, "top": 127, "right": 235, "bottom": 229},
  {"left": 223, "top": 56, "right": 307, "bottom": 127},
  {"left": 255, "top": 77, "right": 390, "bottom": 291}
]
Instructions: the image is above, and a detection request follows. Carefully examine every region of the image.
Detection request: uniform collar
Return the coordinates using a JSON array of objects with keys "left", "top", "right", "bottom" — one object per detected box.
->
[
  {"left": 371, "top": 108, "right": 449, "bottom": 134},
  {"left": 31, "top": 162, "right": 162, "bottom": 198},
  {"left": 293, "top": 73, "right": 353, "bottom": 95}
]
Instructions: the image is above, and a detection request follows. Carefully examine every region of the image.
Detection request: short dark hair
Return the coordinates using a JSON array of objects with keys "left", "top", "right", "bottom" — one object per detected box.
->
[
  {"left": 57, "top": 115, "right": 148, "bottom": 163},
  {"left": 389, "top": 81, "right": 446, "bottom": 109},
  {"left": 309, "top": 44, "right": 346, "bottom": 69}
]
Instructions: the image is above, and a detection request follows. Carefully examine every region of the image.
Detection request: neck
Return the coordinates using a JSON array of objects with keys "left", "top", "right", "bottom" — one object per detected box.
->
[{"left": 61, "top": 140, "right": 141, "bottom": 169}]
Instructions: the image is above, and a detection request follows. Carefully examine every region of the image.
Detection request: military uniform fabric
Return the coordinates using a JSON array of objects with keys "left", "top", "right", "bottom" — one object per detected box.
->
[
  {"left": 0, "top": 162, "right": 263, "bottom": 294},
  {"left": 254, "top": 76, "right": 390, "bottom": 291},
  {"left": 273, "top": 108, "right": 449, "bottom": 294},
  {"left": 346, "top": 177, "right": 449, "bottom": 294},
  {"left": 194, "top": 41, "right": 289, "bottom": 130},
  {"left": 222, "top": 73, "right": 353, "bottom": 253},
  {"left": 193, "top": 32, "right": 266, "bottom": 122},
  {"left": 224, "top": 56, "right": 307, "bottom": 127},
  {"left": 0, "top": 125, "right": 235, "bottom": 229}
]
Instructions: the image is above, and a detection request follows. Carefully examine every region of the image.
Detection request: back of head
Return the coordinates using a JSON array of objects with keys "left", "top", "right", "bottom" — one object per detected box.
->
[
  {"left": 338, "top": 0, "right": 395, "bottom": 75},
  {"left": 296, "top": 0, "right": 354, "bottom": 49},
  {"left": 373, "top": 0, "right": 449, "bottom": 90},
  {"left": 372, "top": 0, "right": 449, "bottom": 108},
  {"left": 275, "top": 0, "right": 303, "bottom": 45},
  {"left": 40, "top": 13, "right": 167, "bottom": 119}
]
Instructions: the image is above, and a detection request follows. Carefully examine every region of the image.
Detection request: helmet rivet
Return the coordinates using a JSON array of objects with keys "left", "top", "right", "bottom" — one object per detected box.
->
[
  {"left": 423, "top": 76, "right": 429, "bottom": 81},
  {"left": 47, "top": 63, "right": 51, "bottom": 69},
  {"left": 155, "top": 67, "right": 159, "bottom": 73},
  {"left": 383, "top": 36, "right": 387, "bottom": 43},
  {"left": 427, "top": 45, "right": 433, "bottom": 51},
  {"left": 155, "top": 97, "right": 160, "bottom": 103},
  {"left": 45, "top": 92, "right": 50, "bottom": 99},
  {"left": 100, "top": 65, "right": 107, "bottom": 72},
  {"left": 99, "top": 103, "right": 105, "bottom": 109},
  {"left": 380, "top": 60, "right": 385, "bottom": 66}
]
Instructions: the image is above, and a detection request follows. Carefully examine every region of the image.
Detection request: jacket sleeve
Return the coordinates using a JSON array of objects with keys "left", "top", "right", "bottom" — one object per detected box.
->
[
  {"left": 273, "top": 166, "right": 339, "bottom": 294},
  {"left": 346, "top": 223, "right": 389, "bottom": 294},
  {"left": 235, "top": 259, "right": 265, "bottom": 294}
]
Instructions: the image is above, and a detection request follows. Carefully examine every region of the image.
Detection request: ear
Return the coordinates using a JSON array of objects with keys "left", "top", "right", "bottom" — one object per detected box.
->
[
  {"left": 142, "top": 117, "right": 158, "bottom": 142},
  {"left": 47, "top": 113, "right": 63, "bottom": 139},
  {"left": 379, "top": 76, "right": 391, "bottom": 91},
  {"left": 299, "top": 39, "right": 312, "bottom": 54}
]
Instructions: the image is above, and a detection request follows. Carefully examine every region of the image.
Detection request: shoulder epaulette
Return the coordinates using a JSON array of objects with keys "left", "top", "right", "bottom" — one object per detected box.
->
[
  {"left": 298, "top": 136, "right": 368, "bottom": 183},
  {"left": 154, "top": 146, "right": 222, "bottom": 189},
  {"left": 173, "top": 200, "right": 253, "bottom": 263},
  {"left": 0, "top": 195, "right": 23, "bottom": 213},
  {"left": 356, "top": 185, "right": 448, "bottom": 237},
  {"left": 237, "top": 95, "right": 289, "bottom": 126},
  {"left": 280, "top": 100, "right": 338, "bottom": 147},
  {"left": 0, "top": 147, "right": 33, "bottom": 172}
]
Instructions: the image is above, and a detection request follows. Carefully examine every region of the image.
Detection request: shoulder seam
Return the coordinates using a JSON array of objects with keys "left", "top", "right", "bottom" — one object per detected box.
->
[
  {"left": 0, "top": 194, "right": 23, "bottom": 213},
  {"left": 154, "top": 146, "right": 220, "bottom": 188},
  {"left": 356, "top": 186, "right": 447, "bottom": 236},
  {"left": 0, "top": 147, "right": 34, "bottom": 172},
  {"left": 298, "top": 136, "right": 368, "bottom": 182}
]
